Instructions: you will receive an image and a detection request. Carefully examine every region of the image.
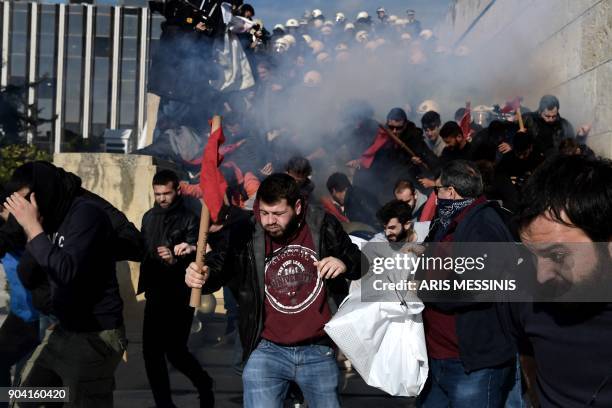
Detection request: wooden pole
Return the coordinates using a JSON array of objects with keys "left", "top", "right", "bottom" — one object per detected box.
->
[
  {"left": 378, "top": 124, "right": 431, "bottom": 171},
  {"left": 189, "top": 115, "right": 222, "bottom": 308},
  {"left": 189, "top": 203, "right": 211, "bottom": 307},
  {"left": 516, "top": 106, "right": 526, "bottom": 133}
]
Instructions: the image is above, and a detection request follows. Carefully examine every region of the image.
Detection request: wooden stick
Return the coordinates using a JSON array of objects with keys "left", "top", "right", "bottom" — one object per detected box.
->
[
  {"left": 516, "top": 105, "right": 526, "bottom": 133},
  {"left": 189, "top": 115, "right": 222, "bottom": 308},
  {"left": 189, "top": 203, "right": 211, "bottom": 307},
  {"left": 378, "top": 124, "right": 430, "bottom": 171}
]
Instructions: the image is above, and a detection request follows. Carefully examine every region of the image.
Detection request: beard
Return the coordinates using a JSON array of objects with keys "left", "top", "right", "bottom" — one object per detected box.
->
[
  {"left": 537, "top": 247, "right": 612, "bottom": 305},
  {"left": 263, "top": 214, "right": 301, "bottom": 240},
  {"left": 387, "top": 227, "right": 409, "bottom": 243}
]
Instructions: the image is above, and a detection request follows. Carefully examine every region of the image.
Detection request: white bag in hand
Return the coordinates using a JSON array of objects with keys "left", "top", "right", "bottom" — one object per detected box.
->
[{"left": 324, "top": 290, "right": 428, "bottom": 396}]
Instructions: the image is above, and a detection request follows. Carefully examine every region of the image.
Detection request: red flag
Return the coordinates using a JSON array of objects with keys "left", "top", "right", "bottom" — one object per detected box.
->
[
  {"left": 320, "top": 196, "right": 350, "bottom": 223},
  {"left": 358, "top": 127, "right": 392, "bottom": 169},
  {"left": 500, "top": 97, "right": 522, "bottom": 114},
  {"left": 418, "top": 192, "right": 437, "bottom": 222},
  {"left": 200, "top": 124, "right": 228, "bottom": 223},
  {"left": 459, "top": 101, "right": 472, "bottom": 139}
]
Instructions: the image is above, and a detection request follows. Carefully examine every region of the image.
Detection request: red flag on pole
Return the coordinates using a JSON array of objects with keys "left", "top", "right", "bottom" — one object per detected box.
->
[
  {"left": 500, "top": 96, "right": 523, "bottom": 114},
  {"left": 357, "top": 127, "right": 391, "bottom": 169},
  {"left": 199, "top": 118, "right": 228, "bottom": 223},
  {"left": 459, "top": 101, "right": 472, "bottom": 139}
]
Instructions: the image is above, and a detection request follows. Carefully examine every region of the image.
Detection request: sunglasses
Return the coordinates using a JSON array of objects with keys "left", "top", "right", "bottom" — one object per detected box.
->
[
  {"left": 387, "top": 124, "right": 405, "bottom": 131},
  {"left": 433, "top": 185, "right": 451, "bottom": 195}
]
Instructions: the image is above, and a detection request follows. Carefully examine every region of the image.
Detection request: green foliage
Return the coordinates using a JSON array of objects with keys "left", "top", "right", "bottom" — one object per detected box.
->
[{"left": 0, "top": 144, "right": 51, "bottom": 185}]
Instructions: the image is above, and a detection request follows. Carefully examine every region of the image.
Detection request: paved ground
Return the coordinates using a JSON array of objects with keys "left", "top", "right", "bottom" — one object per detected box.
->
[{"left": 114, "top": 312, "right": 415, "bottom": 407}]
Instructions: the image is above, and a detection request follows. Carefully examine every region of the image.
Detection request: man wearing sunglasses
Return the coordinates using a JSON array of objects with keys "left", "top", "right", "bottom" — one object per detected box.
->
[
  {"left": 418, "top": 160, "right": 516, "bottom": 407},
  {"left": 348, "top": 107, "right": 439, "bottom": 202}
]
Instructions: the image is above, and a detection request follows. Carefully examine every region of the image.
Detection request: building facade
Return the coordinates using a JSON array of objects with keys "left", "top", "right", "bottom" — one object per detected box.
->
[{"left": 1, "top": 0, "right": 165, "bottom": 153}]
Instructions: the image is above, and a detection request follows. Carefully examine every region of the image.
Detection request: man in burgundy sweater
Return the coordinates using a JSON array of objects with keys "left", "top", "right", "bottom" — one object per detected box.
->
[{"left": 185, "top": 173, "right": 364, "bottom": 407}]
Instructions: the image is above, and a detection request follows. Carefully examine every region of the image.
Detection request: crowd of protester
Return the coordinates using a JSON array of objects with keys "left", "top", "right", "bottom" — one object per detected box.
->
[{"left": 141, "top": 2, "right": 594, "bottom": 217}]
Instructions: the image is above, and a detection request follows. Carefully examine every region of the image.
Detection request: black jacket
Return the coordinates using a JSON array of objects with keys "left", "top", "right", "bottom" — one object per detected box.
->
[
  {"left": 138, "top": 197, "right": 199, "bottom": 301},
  {"left": 523, "top": 112, "right": 575, "bottom": 157},
  {"left": 344, "top": 186, "right": 381, "bottom": 228},
  {"left": 202, "top": 205, "right": 365, "bottom": 361},
  {"left": 440, "top": 142, "right": 474, "bottom": 163},
  {"left": 353, "top": 124, "right": 440, "bottom": 203},
  {"left": 421, "top": 200, "right": 517, "bottom": 372},
  {"left": 14, "top": 191, "right": 143, "bottom": 315},
  {"left": 26, "top": 197, "right": 123, "bottom": 332}
]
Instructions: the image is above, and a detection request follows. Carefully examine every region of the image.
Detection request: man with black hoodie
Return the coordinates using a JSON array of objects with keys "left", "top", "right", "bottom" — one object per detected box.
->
[
  {"left": 185, "top": 174, "right": 364, "bottom": 408},
  {"left": 3, "top": 162, "right": 128, "bottom": 407},
  {"left": 138, "top": 169, "right": 214, "bottom": 408}
]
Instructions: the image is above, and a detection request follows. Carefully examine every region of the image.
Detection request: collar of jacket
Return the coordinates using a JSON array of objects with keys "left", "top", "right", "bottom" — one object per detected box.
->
[
  {"left": 438, "top": 196, "right": 487, "bottom": 242},
  {"left": 252, "top": 205, "right": 326, "bottom": 300}
]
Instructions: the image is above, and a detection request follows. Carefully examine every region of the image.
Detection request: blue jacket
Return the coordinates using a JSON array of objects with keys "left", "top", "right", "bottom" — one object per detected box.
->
[{"left": 2, "top": 252, "right": 39, "bottom": 322}]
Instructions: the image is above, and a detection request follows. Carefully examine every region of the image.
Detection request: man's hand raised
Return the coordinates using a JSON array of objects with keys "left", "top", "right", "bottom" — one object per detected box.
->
[{"left": 4, "top": 192, "right": 43, "bottom": 241}]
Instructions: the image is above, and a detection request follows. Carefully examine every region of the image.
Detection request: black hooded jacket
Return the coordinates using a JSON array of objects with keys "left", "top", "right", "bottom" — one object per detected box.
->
[
  {"left": 1, "top": 162, "right": 142, "bottom": 318},
  {"left": 26, "top": 195, "right": 123, "bottom": 332}
]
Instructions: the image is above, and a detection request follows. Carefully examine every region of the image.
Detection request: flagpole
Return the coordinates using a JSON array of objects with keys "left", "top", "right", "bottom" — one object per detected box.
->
[
  {"left": 377, "top": 124, "right": 431, "bottom": 171},
  {"left": 516, "top": 105, "right": 526, "bottom": 133},
  {"left": 189, "top": 115, "right": 221, "bottom": 308},
  {"left": 189, "top": 203, "right": 211, "bottom": 307}
]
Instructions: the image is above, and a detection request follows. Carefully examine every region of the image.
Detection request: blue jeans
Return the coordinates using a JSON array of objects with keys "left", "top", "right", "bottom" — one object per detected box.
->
[
  {"left": 417, "top": 358, "right": 514, "bottom": 408},
  {"left": 505, "top": 355, "right": 526, "bottom": 407},
  {"left": 242, "top": 339, "right": 340, "bottom": 408}
]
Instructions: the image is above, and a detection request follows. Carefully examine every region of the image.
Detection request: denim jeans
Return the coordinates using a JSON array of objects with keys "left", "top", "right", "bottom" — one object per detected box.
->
[
  {"left": 242, "top": 339, "right": 340, "bottom": 408},
  {"left": 417, "top": 358, "right": 514, "bottom": 408},
  {"left": 505, "top": 355, "right": 527, "bottom": 407}
]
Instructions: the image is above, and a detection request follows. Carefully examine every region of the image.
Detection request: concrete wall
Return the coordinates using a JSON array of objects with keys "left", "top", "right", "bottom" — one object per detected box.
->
[
  {"left": 53, "top": 153, "right": 168, "bottom": 341},
  {"left": 446, "top": 0, "right": 611, "bottom": 157}
]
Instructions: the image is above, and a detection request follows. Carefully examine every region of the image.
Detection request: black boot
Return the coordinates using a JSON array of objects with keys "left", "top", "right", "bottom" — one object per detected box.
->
[{"left": 197, "top": 373, "right": 215, "bottom": 408}]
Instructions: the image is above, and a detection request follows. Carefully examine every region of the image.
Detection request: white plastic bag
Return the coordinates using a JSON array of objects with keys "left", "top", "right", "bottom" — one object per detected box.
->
[
  {"left": 325, "top": 238, "right": 428, "bottom": 396},
  {"left": 325, "top": 292, "right": 428, "bottom": 396}
]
